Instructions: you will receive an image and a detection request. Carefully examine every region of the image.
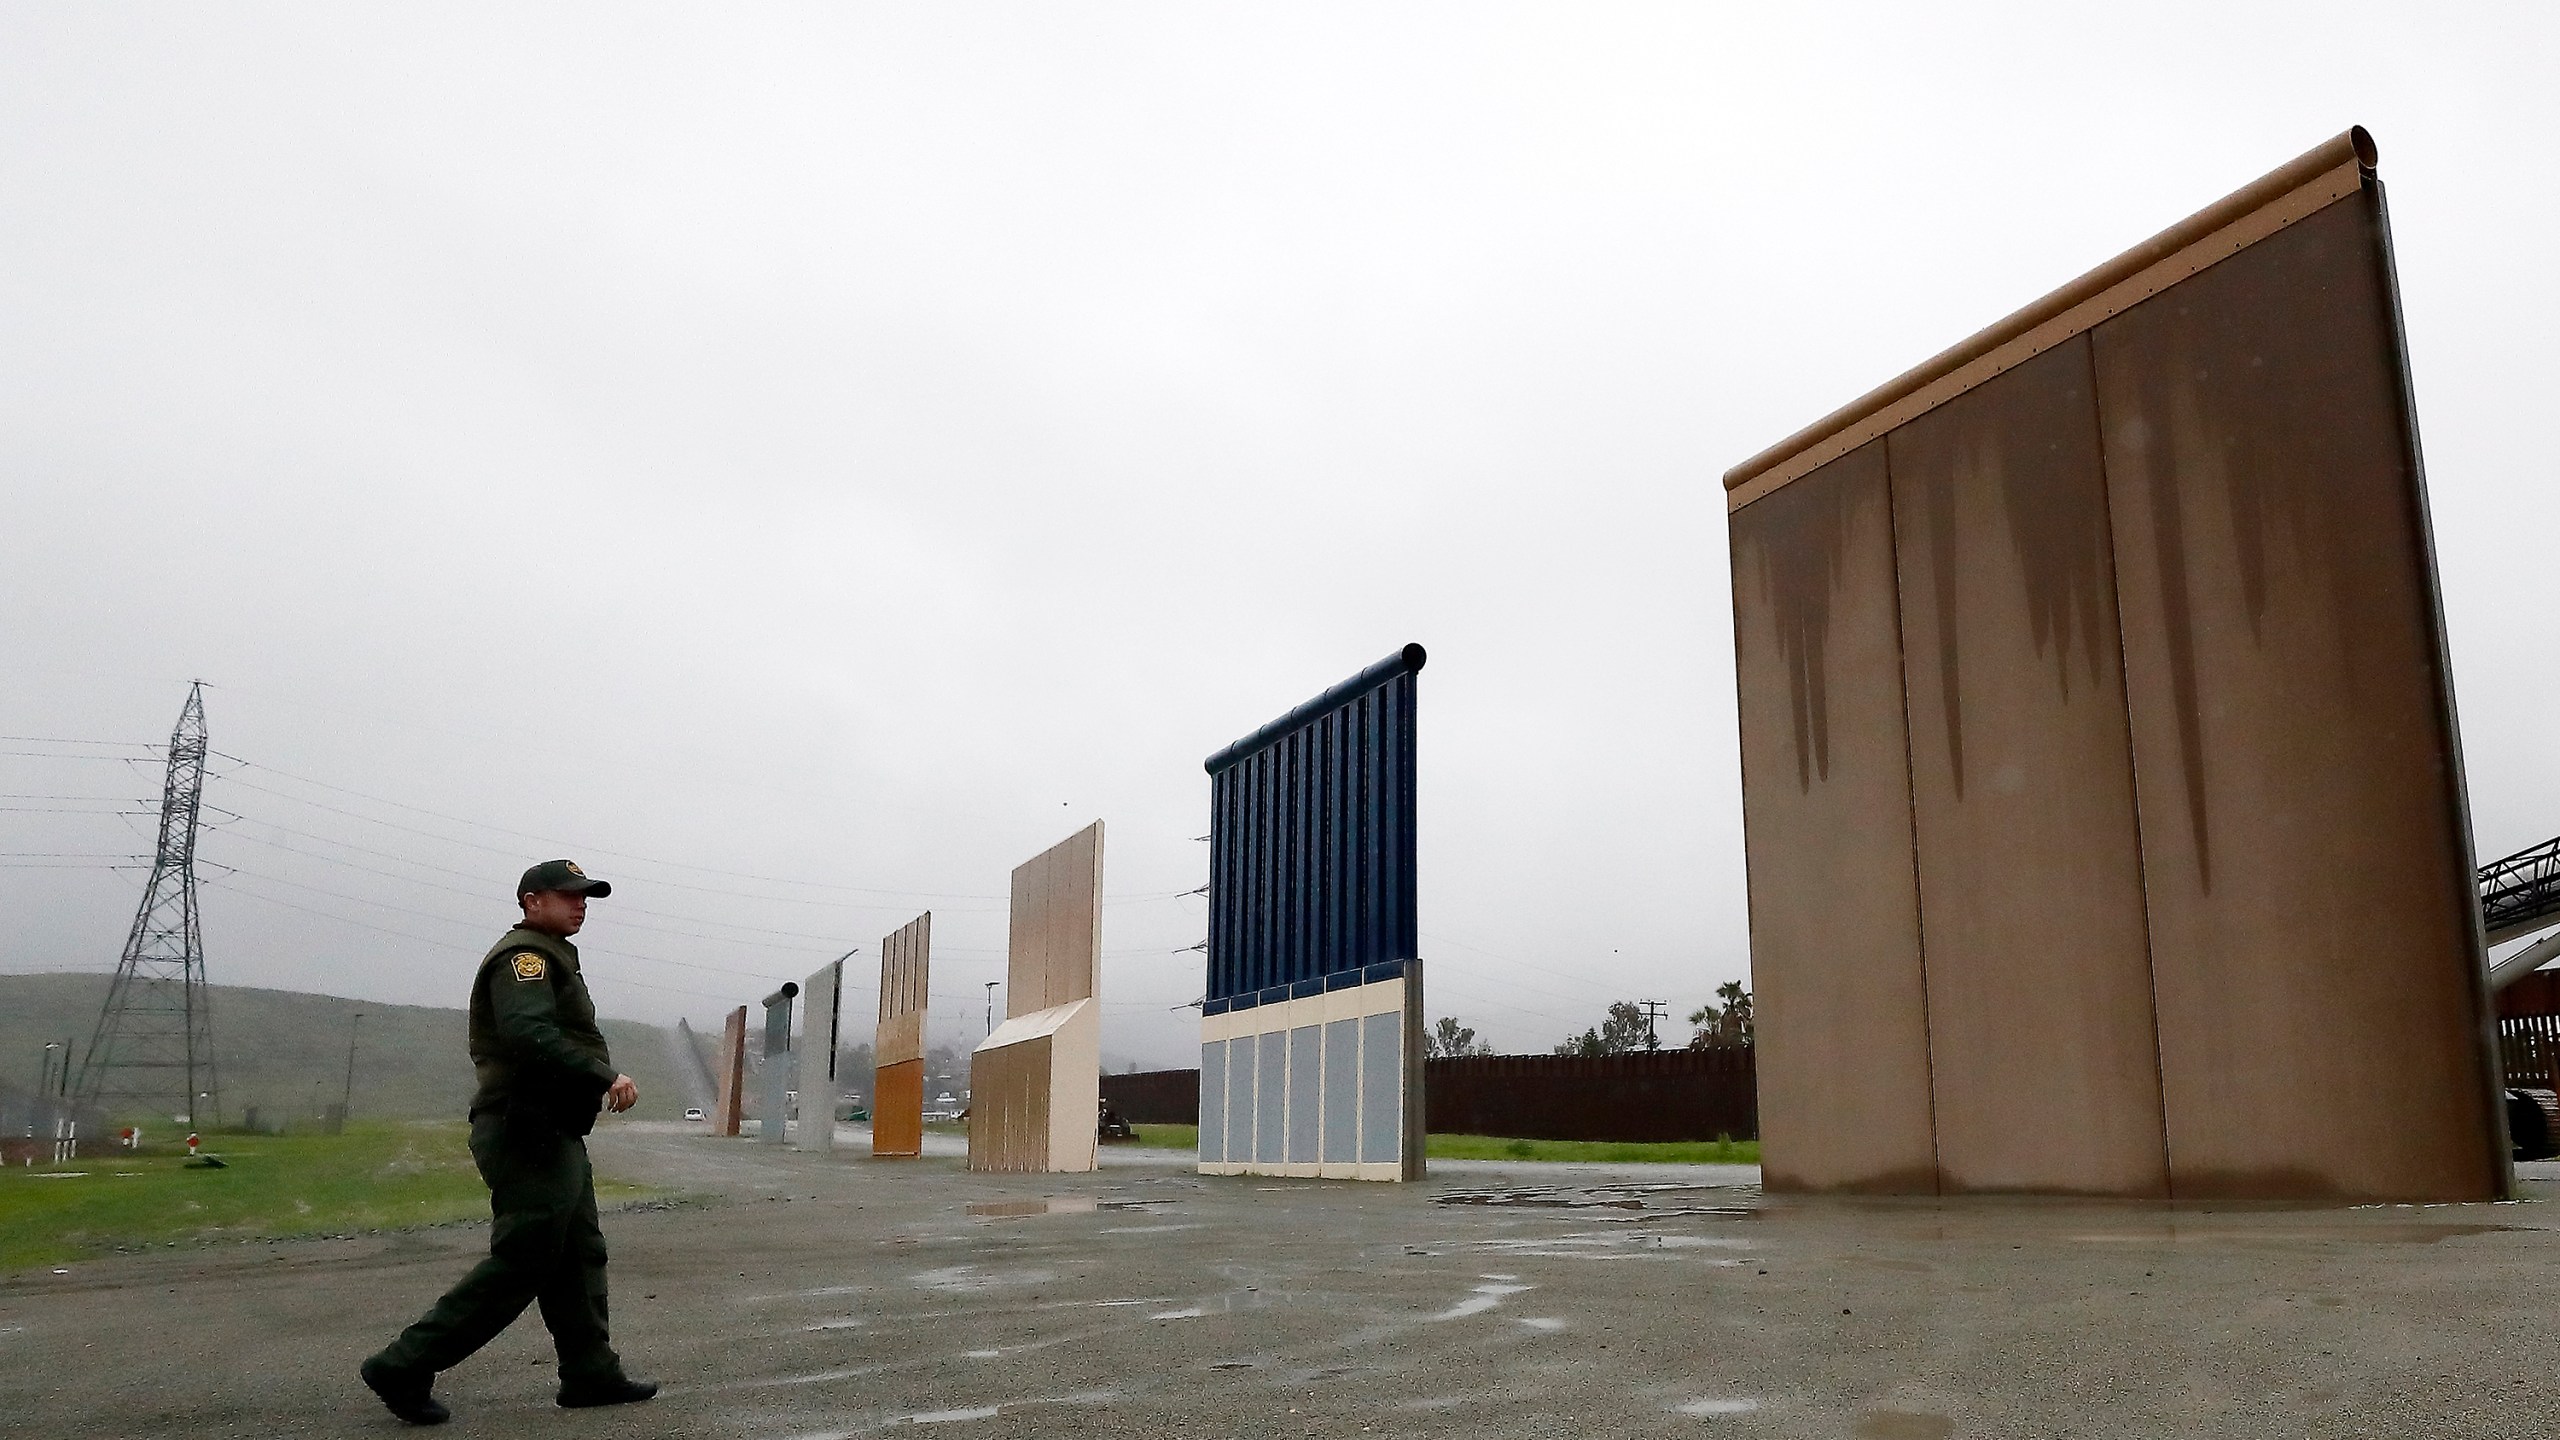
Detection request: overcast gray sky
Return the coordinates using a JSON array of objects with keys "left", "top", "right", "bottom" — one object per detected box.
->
[{"left": 5, "top": 4, "right": 2556, "bottom": 1068}]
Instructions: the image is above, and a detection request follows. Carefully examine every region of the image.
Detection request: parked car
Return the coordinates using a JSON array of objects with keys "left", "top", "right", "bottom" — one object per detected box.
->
[{"left": 683, "top": 1107, "right": 706, "bottom": 1122}]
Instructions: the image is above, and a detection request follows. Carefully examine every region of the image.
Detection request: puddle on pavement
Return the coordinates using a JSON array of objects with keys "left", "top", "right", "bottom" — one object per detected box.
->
[
  {"left": 747, "top": 1283, "right": 868, "bottom": 1302},
  {"left": 1854, "top": 1410, "right": 1952, "bottom": 1439},
  {"left": 1435, "top": 1184, "right": 1755, "bottom": 1220},
  {"left": 909, "top": 1265, "right": 1056, "bottom": 1293},
  {"left": 2066, "top": 1223, "right": 2522, "bottom": 1246},
  {"left": 2342, "top": 1223, "right": 2519, "bottom": 1243},
  {"left": 1152, "top": 1290, "right": 1271, "bottom": 1320},
  {"left": 1474, "top": 1231, "right": 1752, "bottom": 1259},
  {"left": 898, "top": 1387, "right": 1117, "bottom": 1424},
  {"left": 965, "top": 1196, "right": 1177, "bottom": 1220},
  {"left": 1292, "top": 1364, "right": 1367, "bottom": 1383},
  {"left": 968, "top": 1197, "right": 1097, "bottom": 1218},
  {"left": 1428, "top": 1281, "right": 1533, "bottom": 1321}
]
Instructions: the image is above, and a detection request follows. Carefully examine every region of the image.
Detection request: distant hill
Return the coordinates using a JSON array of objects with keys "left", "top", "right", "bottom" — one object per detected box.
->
[{"left": 0, "top": 973, "right": 701, "bottom": 1128}]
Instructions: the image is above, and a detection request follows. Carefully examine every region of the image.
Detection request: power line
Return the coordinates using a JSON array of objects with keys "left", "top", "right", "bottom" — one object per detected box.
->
[
  {"left": 217, "top": 755, "right": 997, "bottom": 899},
  {"left": 213, "top": 753, "right": 1196, "bottom": 909},
  {"left": 215, "top": 774, "right": 1012, "bottom": 914},
  {"left": 0, "top": 804, "right": 155, "bottom": 814},
  {"left": 1423, "top": 927, "right": 1620, "bottom": 990},
  {"left": 210, "top": 823, "right": 859, "bottom": 956},
  {"left": 20, "top": 731, "right": 1212, "bottom": 1013},
  {"left": 207, "top": 863, "right": 806, "bottom": 987},
  {"left": 207, "top": 882, "right": 761, "bottom": 1007},
  {"left": 0, "top": 858, "right": 149, "bottom": 870},
  {"left": 203, "top": 812, "right": 1168, "bottom": 963}
]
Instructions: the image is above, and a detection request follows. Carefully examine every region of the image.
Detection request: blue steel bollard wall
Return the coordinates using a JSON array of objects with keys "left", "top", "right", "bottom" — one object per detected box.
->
[{"left": 1200, "top": 644, "right": 1425, "bottom": 1181}]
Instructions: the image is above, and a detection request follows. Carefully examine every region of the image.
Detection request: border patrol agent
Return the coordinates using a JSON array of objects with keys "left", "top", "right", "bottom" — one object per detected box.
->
[{"left": 361, "top": 860, "right": 657, "bottom": 1424}]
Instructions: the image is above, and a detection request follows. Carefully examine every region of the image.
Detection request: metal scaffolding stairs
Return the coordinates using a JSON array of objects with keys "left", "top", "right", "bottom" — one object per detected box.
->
[{"left": 2479, "top": 833, "right": 2560, "bottom": 991}]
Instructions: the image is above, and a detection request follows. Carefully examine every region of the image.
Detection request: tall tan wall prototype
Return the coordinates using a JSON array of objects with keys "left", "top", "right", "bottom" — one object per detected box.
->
[
  {"left": 1723, "top": 129, "right": 2505, "bottom": 1202},
  {"left": 875, "top": 911, "right": 931, "bottom": 1158},
  {"left": 1007, "top": 822, "right": 1101, "bottom": 1014}
]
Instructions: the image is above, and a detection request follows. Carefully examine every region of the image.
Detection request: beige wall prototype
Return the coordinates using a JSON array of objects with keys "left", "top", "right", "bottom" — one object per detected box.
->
[
  {"left": 969, "top": 822, "right": 1104, "bottom": 1174},
  {"left": 875, "top": 912, "right": 930, "bottom": 1159},
  {"left": 1723, "top": 128, "right": 2506, "bottom": 1202}
]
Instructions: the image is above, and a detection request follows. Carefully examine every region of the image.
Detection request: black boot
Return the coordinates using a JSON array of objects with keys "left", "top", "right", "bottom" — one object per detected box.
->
[
  {"left": 557, "top": 1374, "right": 659, "bottom": 1408},
  {"left": 360, "top": 1356, "right": 450, "bottom": 1426}
]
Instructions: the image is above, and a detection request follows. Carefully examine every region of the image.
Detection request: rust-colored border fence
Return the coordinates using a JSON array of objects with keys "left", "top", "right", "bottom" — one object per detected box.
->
[
  {"left": 1101, "top": 1068, "right": 1200, "bottom": 1126},
  {"left": 2500, "top": 972, "right": 2560, "bottom": 1090},
  {"left": 1104, "top": 1049, "right": 1760, "bottom": 1144}
]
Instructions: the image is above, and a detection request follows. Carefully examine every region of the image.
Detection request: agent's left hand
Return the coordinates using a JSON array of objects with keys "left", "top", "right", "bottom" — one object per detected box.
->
[{"left": 606, "top": 1074, "right": 638, "bottom": 1113}]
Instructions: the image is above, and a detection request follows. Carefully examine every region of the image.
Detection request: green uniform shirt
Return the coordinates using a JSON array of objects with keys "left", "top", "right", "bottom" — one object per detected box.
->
[{"left": 467, "top": 926, "right": 618, "bottom": 1127}]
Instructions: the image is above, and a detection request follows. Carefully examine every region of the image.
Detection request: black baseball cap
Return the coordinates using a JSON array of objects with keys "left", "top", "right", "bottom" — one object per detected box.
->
[{"left": 518, "top": 859, "right": 612, "bottom": 899}]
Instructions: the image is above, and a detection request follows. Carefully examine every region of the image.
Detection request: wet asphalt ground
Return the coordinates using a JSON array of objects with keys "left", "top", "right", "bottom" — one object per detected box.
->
[{"left": 4, "top": 1123, "right": 2557, "bottom": 1438}]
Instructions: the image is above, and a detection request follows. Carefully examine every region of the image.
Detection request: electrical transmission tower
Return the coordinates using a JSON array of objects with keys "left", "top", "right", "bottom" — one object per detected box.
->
[{"left": 76, "top": 682, "right": 219, "bottom": 1128}]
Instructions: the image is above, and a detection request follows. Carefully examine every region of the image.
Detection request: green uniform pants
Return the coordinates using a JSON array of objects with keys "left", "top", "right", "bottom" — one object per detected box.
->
[{"left": 376, "top": 1111, "right": 621, "bottom": 1383}]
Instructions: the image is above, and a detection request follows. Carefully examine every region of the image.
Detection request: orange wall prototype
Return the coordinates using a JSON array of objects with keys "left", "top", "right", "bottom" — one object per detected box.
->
[
  {"left": 873, "top": 912, "right": 931, "bottom": 1158},
  {"left": 1725, "top": 128, "right": 2508, "bottom": 1202}
]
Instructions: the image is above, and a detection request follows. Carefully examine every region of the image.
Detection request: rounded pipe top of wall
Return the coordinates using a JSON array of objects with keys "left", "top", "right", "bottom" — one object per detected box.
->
[
  {"left": 762, "top": 982, "right": 800, "bottom": 1007},
  {"left": 1204, "top": 643, "right": 1426, "bottom": 775}
]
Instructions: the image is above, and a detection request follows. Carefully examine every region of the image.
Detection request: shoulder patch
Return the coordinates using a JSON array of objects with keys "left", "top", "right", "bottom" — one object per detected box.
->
[{"left": 510, "top": 951, "right": 548, "bottom": 982}]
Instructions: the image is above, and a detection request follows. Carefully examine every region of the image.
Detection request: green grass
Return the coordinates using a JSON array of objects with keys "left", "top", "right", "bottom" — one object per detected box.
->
[
  {"left": 0, "top": 1123, "right": 652, "bottom": 1273},
  {"left": 1122, "top": 1124, "right": 1758, "bottom": 1166},
  {"left": 1125, "top": 1124, "right": 1198, "bottom": 1151}
]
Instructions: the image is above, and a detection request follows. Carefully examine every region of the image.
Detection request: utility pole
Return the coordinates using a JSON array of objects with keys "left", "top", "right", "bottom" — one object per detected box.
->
[
  {"left": 1639, "top": 998, "right": 1667, "bottom": 1052},
  {"left": 983, "top": 981, "right": 998, "bottom": 1038},
  {"left": 76, "top": 682, "right": 219, "bottom": 1129},
  {"left": 341, "top": 1011, "right": 364, "bottom": 1119}
]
